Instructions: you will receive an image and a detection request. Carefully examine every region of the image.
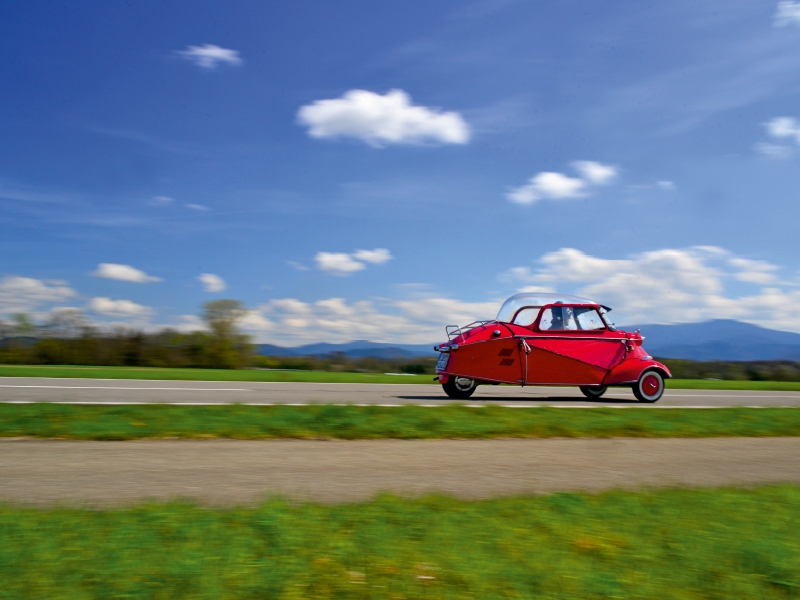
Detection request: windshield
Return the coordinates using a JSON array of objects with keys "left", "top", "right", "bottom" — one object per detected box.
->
[{"left": 495, "top": 292, "right": 596, "bottom": 323}]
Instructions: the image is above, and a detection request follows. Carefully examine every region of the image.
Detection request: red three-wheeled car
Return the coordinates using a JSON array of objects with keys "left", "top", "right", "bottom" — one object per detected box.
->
[{"left": 434, "top": 293, "right": 670, "bottom": 402}]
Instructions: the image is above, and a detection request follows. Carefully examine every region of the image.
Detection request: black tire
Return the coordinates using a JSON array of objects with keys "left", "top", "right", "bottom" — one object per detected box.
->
[
  {"left": 580, "top": 385, "right": 607, "bottom": 399},
  {"left": 632, "top": 370, "right": 664, "bottom": 403},
  {"left": 442, "top": 376, "right": 477, "bottom": 399}
]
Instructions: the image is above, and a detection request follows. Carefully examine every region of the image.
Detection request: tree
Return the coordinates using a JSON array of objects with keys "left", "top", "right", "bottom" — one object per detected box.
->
[
  {"left": 201, "top": 299, "right": 251, "bottom": 369},
  {"left": 12, "top": 313, "right": 36, "bottom": 337}
]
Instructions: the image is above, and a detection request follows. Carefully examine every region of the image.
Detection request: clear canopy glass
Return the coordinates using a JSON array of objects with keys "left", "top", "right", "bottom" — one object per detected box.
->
[{"left": 495, "top": 293, "right": 597, "bottom": 323}]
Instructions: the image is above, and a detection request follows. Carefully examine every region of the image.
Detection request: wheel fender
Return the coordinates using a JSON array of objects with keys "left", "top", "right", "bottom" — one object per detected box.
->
[
  {"left": 438, "top": 374, "right": 451, "bottom": 384},
  {"left": 603, "top": 359, "right": 671, "bottom": 386}
]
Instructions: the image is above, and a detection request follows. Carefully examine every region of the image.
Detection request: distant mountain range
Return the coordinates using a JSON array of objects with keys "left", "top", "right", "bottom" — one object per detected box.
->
[
  {"left": 627, "top": 319, "right": 800, "bottom": 362},
  {"left": 256, "top": 320, "right": 800, "bottom": 362}
]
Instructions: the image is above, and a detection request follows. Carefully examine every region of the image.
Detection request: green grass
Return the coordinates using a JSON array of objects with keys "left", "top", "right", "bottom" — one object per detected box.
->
[
  {"left": 3, "top": 403, "right": 800, "bottom": 440},
  {"left": 667, "top": 378, "right": 800, "bottom": 391},
  {"left": 0, "top": 364, "right": 434, "bottom": 384},
  {"left": 3, "top": 486, "right": 800, "bottom": 599},
  {"left": 4, "top": 364, "right": 800, "bottom": 390}
]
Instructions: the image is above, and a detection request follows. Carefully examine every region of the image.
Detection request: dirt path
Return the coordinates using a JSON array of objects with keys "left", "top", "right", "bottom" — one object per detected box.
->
[{"left": 2, "top": 438, "right": 799, "bottom": 506}]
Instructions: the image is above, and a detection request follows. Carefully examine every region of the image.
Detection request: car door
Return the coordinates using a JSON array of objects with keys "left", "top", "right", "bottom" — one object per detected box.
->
[
  {"left": 524, "top": 305, "right": 625, "bottom": 385},
  {"left": 454, "top": 334, "right": 524, "bottom": 384}
]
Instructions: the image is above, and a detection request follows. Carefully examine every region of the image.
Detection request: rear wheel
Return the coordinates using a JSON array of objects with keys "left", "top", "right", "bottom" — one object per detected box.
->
[
  {"left": 580, "top": 385, "right": 607, "bottom": 399},
  {"left": 633, "top": 370, "right": 664, "bottom": 403},
  {"left": 442, "top": 377, "right": 477, "bottom": 399}
]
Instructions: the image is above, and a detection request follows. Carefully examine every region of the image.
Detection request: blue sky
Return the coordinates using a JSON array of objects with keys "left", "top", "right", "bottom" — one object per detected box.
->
[{"left": 3, "top": 0, "right": 800, "bottom": 343}]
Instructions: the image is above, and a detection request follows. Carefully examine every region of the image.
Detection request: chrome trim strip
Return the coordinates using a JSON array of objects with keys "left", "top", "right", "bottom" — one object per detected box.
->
[{"left": 518, "top": 335, "right": 624, "bottom": 341}]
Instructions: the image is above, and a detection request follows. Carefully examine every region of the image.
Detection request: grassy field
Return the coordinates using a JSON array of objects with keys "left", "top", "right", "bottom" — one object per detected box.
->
[
  {"left": 0, "top": 364, "right": 434, "bottom": 384},
  {"left": 3, "top": 486, "right": 800, "bottom": 599},
  {"left": 3, "top": 403, "right": 800, "bottom": 439},
  {"left": 3, "top": 363, "right": 800, "bottom": 390}
]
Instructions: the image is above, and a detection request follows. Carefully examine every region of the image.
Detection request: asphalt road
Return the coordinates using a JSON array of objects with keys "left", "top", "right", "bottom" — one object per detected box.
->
[
  {"left": 3, "top": 438, "right": 799, "bottom": 506},
  {"left": 2, "top": 377, "right": 800, "bottom": 407}
]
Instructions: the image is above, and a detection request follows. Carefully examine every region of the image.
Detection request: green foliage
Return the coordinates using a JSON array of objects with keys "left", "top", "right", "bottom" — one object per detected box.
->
[
  {"left": 2, "top": 486, "right": 800, "bottom": 599},
  {"left": 0, "top": 364, "right": 435, "bottom": 383},
  {"left": 662, "top": 359, "right": 800, "bottom": 382},
  {"left": 201, "top": 299, "right": 251, "bottom": 369},
  {"left": 0, "top": 329, "right": 255, "bottom": 370},
  {"left": 4, "top": 404, "right": 800, "bottom": 440}
]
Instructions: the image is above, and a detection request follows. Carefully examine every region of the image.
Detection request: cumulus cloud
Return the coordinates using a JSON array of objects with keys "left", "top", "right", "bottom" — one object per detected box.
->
[
  {"left": 315, "top": 249, "right": 393, "bottom": 275},
  {"left": 729, "top": 258, "right": 779, "bottom": 284},
  {"left": 297, "top": 89, "right": 470, "bottom": 147},
  {"left": 766, "top": 117, "right": 800, "bottom": 144},
  {"left": 178, "top": 44, "right": 243, "bottom": 69},
  {"left": 507, "top": 161, "right": 618, "bottom": 205},
  {"left": 502, "top": 247, "right": 800, "bottom": 331},
  {"left": 572, "top": 161, "right": 618, "bottom": 185},
  {"left": 89, "top": 297, "right": 154, "bottom": 319},
  {"left": 198, "top": 273, "right": 226, "bottom": 293},
  {"left": 315, "top": 252, "right": 366, "bottom": 275},
  {"left": 775, "top": 1, "right": 800, "bottom": 26},
  {"left": 352, "top": 248, "right": 393, "bottom": 264},
  {"left": 0, "top": 276, "right": 76, "bottom": 316},
  {"left": 239, "top": 296, "right": 500, "bottom": 345},
  {"left": 92, "top": 263, "right": 161, "bottom": 283}
]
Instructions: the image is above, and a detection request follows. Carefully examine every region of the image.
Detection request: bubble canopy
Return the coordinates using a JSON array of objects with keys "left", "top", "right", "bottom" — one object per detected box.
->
[{"left": 495, "top": 293, "right": 598, "bottom": 323}]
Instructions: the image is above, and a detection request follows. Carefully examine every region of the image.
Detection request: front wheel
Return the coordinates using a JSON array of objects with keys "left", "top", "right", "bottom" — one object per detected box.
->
[
  {"left": 580, "top": 385, "right": 607, "bottom": 399},
  {"left": 633, "top": 370, "right": 664, "bottom": 403},
  {"left": 442, "top": 377, "right": 477, "bottom": 399}
]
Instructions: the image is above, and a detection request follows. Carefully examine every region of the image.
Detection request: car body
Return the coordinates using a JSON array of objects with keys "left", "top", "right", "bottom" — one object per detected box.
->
[{"left": 434, "top": 293, "right": 670, "bottom": 402}]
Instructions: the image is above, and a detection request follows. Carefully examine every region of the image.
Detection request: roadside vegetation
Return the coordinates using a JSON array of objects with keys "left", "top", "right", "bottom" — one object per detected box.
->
[
  {"left": 0, "top": 364, "right": 433, "bottom": 384},
  {"left": 3, "top": 486, "right": 800, "bottom": 599},
  {"left": 3, "top": 404, "right": 800, "bottom": 440}
]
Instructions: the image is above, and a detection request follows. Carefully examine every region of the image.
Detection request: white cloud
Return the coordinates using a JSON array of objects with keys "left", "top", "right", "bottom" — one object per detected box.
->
[
  {"left": 572, "top": 161, "right": 618, "bottom": 185},
  {"left": 507, "top": 172, "right": 587, "bottom": 204},
  {"left": 507, "top": 161, "right": 617, "bottom": 205},
  {"left": 89, "top": 297, "right": 154, "bottom": 319},
  {"left": 198, "top": 273, "right": 226, "bottom": 293},
  {"left": 287, "top": 261, "right": 311, "bottom": 272},
  {"left": 92, "top": 263, "right": 161, "bottom": 283},
  {"left": 297, "top": 89, "right": 470, "bottom": 147},
  {"left": 656, "top": 180, "right": 675, "bottom": 190},
  {"left": 185, "top": 203, "right": 210, "bottom": 211},
  {"left": 240, "top": 296, "right": 500, "bottom": 344},
  {"left": 766, "top": 116, "right": 800, "bottom": 144},
  {"left": 502, "top": 247, "right": 800, "bottom": 331},
  {"left": 153, "top": 196, "right": 174, "bottom": 205},
  {"left": 239, "top": 310, "right": 273, "bottom": 332},
  {"left": 314, "top": 249, "right": 393, "bottom": 275},
  {"left": 755, "top": 142, "right": 793, "bottom": 159},
  {"left": 352, "top": 248, "right": 393, "bottom": 264},
  {"left": 315, "top": 252, "right": 366, "bottom": 275},
  {"left": 0, "top": 277, "right": 76, "bottom": 316},
  {"left": 178, "top": 44, "right": 243, "bottom": 69},
  {"left": 775, "top": 1, "right": 800, "bottom": 26},
  {"left": 729, "top": 258, "right": 779, "bottom": 284}
]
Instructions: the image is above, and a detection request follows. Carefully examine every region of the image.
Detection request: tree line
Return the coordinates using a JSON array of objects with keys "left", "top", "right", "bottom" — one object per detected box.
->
[{"left": 0, "top": 300, "right": 253, "bottom": 369}]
